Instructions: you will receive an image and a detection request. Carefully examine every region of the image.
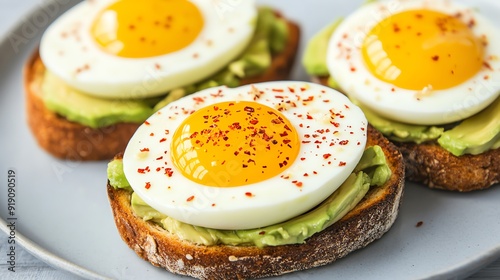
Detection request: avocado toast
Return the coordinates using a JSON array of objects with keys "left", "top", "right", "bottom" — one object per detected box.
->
[
  {"left": 302, "top": 2, "right": 499, "bottom": 192},
  {"left": 25, "top": 6, "right": 300, "bottom": 161}
]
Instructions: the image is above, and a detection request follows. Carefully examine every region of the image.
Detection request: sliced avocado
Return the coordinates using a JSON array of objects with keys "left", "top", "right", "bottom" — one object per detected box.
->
[
  {"left": 356, "top": 101, "right": 444, "bottom": 144},
  {"left": 107, "top": 159, "right": 131, "bottom": 191},
  {"left": 438, "top": 97, "right": 500, "bottom": 156},
  {"left": 230, "top": 39, "right": 272, "bottom": 77},
  {"left": 302, "top": 18, "right": 343, "bottom": 76},
  {"left": 42, "top": 71, "right": 154, "bottom": 128},
  {"left": 108, "top": 145, "right": 391, "bottom": 248},
  {"left": 270, "top": 18, "right": 289, "bottom": 54}
]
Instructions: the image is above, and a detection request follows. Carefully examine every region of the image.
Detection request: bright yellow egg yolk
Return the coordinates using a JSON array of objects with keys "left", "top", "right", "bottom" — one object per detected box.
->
[
  {"left": 91, "top": 0, "right": 203, "bottom": 58},
  {"left": 362, "top": 9, "right": 485, "bottom": 90},
  {"left": 171, "top": 101, "right": 300, "bottom": 187}
]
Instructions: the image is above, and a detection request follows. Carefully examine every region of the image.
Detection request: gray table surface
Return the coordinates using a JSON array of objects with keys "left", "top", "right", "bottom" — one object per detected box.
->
[{"left": 0, "top": 0, "right": 499, "bottom": 279}]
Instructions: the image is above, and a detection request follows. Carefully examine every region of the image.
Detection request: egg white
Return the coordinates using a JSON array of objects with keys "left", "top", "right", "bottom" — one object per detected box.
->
[
  {"left": 123, "top": 81, "right": 368, "bottom": 230},
  {"left": 327, "top": 0, "right": 500, "bottom": 125},
  {"left": 39, "top": 0, "right": 257, "bottom": 98}
]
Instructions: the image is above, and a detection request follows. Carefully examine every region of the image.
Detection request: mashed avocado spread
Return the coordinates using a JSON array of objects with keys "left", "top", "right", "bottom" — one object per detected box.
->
[
  {"left": 302, "top": 19, "right": 500, "bottom": 156},
  {"left": 108, "top": 146, "right": 391, "bottom": 248},
  {"left": 41, "top": 7, "right": 289, "bottom": 128}
]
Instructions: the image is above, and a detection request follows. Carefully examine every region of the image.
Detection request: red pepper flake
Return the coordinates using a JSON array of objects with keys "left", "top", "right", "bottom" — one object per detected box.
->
[
  {"left": 300, "top": 87, "right": 307, "bottom": 92},
  {"left": 295, "top": 182, "right": 303, "bottom": 187},
  {"left": 331, "top": 122, "right": 340, "bottom": 127},
  {"left": 344, "top": 104, "right": 350, "bottom": 109},
  {"left": 250, "top": 119, "right": 259, "bottom": 125},
  {"left": 186, "top": 196, "right": 195, "bottom": 202},
  {"left": 140, "top": 148, "right": 150, "bottom": 152},
  {"left": 393, "top": 23, "right": 401, "bottom": 33},
  {"left": 156, "top": 167, "right": 161, "bottom": 172},
  {"left": 339, "top": 140, "right": 349, "bottom": 145},
  {"left": 323, "top": 99, "right": 330, "bottom": 103},
  {"left": 244, "top": 106, "right": 255, "bottom": 113},
  {"left": 304, "top": 96, "right": 314, "bottom": 102},
  {"left": 468, "top": 19, "right": 476, "bottom": 28},
  {"left": 272, "top": 88, "right": 284, "bottom": 93},
  {"left": 350, "top": 67, "right": 357, "bottom": 72},
  {"left": 193, "top": 96, "right": 204, "bottom": 103},
  {"left": 154, "top": 63, "right": 161, "bottom": 70},
  {"left": 306, "top": 114, "right": 313, "bottom": 120},
  {"left": 165, "top": 168, "right": 174, "bottom": 177},
  {"left": 339, "top": 161, "right": 347, "bottom": 167},
  {"left": 283, "top": 139, "right": 292, "bottom": 145},
  {"left": 245, "top": 192, "right": 253, "bottom": 197},
  {"left": 144, "top": 121, "right": 151, "bottom": 125},
  {"left": 137, "top": 168, "right": 147, "bottom": 174},
  {"left": 484, "top": 62, "right": 493, "bottom": 70},
  {"left": 259, "top": 231, "right": 266, "bottom": 235},
  {"left": 416, "top": 221, "right": 424, "bottom": 227},
  {"left": 165, "top": 130, "right": 170, "bottom": 135},
  {"left": 145, "top": 182, "right": 151, "bottom": 189},
  {"left": 150, "top": 133, "right": 155, "bottom": 136},
  {"left": 279, "top": 161, "right": 288, "bottom": 168},
  {"left": 212, "top": 203, "right": 216, "bottom": 207},
  {"left": 159, "top": 138, "right": 167, "bottom": 143},
  {"left": 323, "top": 154, "right": 332, "bottom": 159},
  {"left": 288, "top": 87, "right": 295, "bottom": 93},
  {"left": 431, "top": 55, "right": 439, "bottom": 61},
  {"left": 300, "top": 158, "right": 306, "bottom": 161},
  {"left": 303, "top": 173, "right": 309, "bottom": 177}
]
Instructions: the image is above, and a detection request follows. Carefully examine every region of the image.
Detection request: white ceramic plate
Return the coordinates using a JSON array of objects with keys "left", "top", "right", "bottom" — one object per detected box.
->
[{"left": 0, "top": 0, "right": 499, "bottom": 279}]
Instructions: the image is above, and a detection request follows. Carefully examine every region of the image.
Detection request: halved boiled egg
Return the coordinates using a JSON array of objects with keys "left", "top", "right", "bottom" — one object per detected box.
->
[
  {"left": 327, "top": 0, "right": 500, "bottom": 125},
  {"left": 40, "top": 0, "right": 256, "bottom": 98},
  {"left": 123, "top": 82, "right": 368, "bottom": 230}
]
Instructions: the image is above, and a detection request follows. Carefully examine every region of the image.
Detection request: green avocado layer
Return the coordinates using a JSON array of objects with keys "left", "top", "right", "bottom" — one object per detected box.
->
[
  {"left": 41, "top": 7, "right": 289, "bottom": 128},
  {"left": 108, "top": 146, "right": 391, "bottom": 248},
  {"left": 302, "top": 19, "right": 500, "bottom": 156}
]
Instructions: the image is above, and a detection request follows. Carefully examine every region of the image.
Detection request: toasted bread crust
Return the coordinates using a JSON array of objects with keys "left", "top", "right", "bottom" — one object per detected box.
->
[
  {"left": 395, "top": 141, "right": 499, "bottom": 192},
  {"left": 106, "top": 126, "right": 404, "bottom": 279},
  {"left": 25, "top": 15, "right": 300, "bottom": 161},
  {"left": 312, "top": 75, "right": 499, "bottom": 192}
]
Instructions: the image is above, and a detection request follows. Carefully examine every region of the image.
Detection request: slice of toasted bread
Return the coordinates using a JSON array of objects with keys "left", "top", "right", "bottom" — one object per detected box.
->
[
  {"left": 106, "top": 126, "right": 404, "bottom": 279},
  {"left": 312, "top": 75, "right": 499, "bottom": 192},
  {"left": 395, "top": 141, "right": 499, "bottom": 192},
  {"left": 24, "top": 14, "right": 300, "bottom": 161}
]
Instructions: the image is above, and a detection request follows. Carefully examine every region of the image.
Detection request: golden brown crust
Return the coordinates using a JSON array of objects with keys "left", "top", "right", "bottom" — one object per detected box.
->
[
  {"left": 24, "top": 53, "right": 141, "bottom": 161},
  {"left": 106, "top": 126, "right": 404, "bottom": 279},
  {"left": 395, "top": 141, "right": 499, "bottom": 192},
  {"left": 24, "top": 15, "right": 300, "bottom": 161},
  {"left": 312, "top": 75, "right": 500, "bottom": 192}
]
